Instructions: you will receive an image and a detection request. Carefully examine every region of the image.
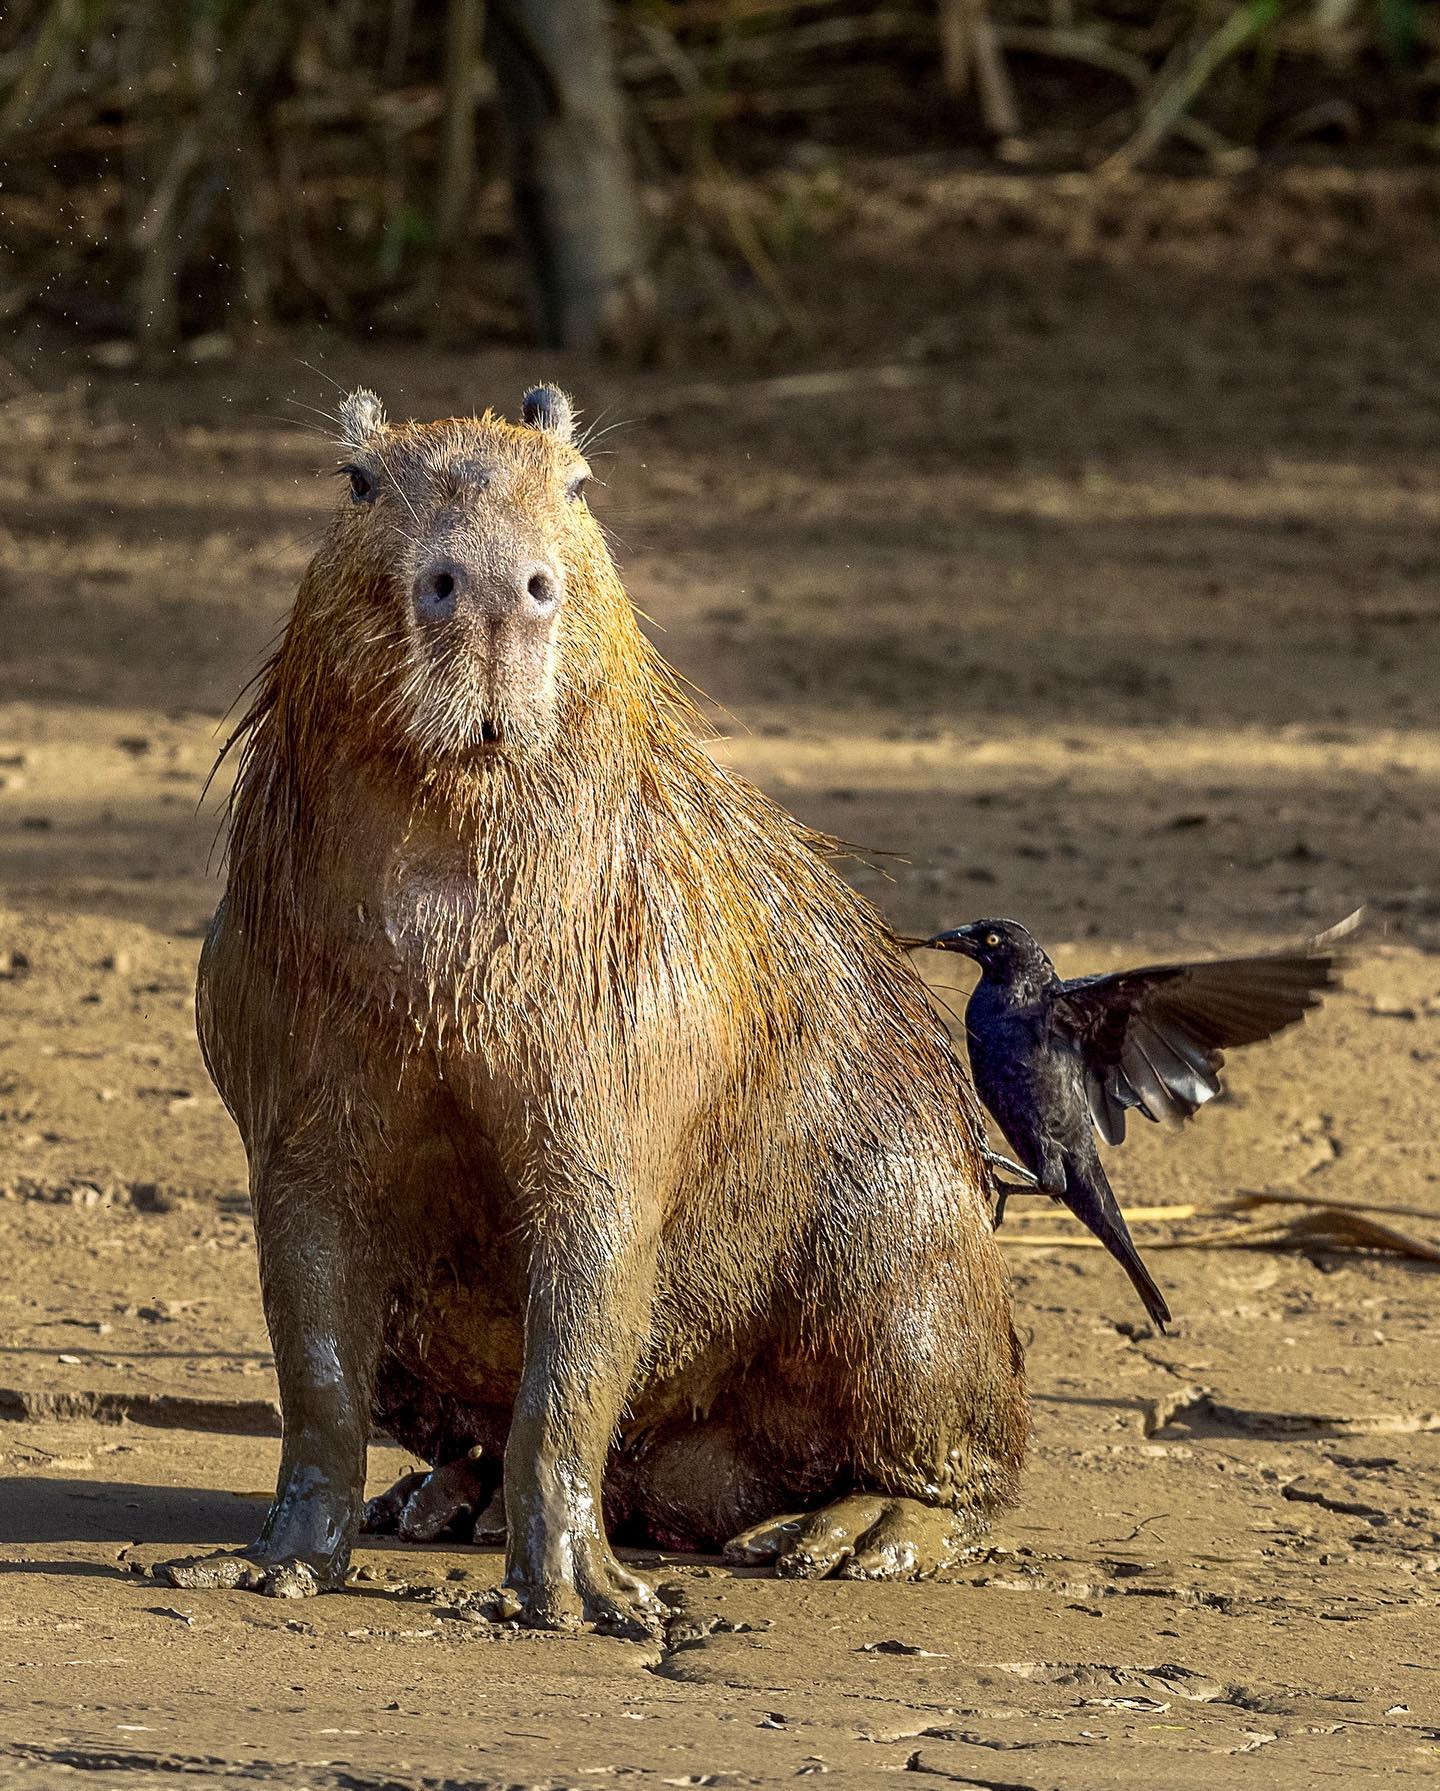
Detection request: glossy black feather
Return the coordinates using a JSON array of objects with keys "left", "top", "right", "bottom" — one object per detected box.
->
[
  {"left": 919, "top": 912, "right": 1357, "bottom": 1329},
  {"left": 1052, "top": 924, "right": 1352, "bottom": 1141}
]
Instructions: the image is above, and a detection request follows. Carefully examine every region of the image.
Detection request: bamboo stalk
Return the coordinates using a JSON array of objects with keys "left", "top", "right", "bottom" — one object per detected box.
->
[
  {"left": 938, "top": 0, "right": 1022, "bottom": 142},
  {"left": 436, "top": 0, "right": 482, "bottom": 250},
  {"left": 1098, "top": 0, "right": 1283, "bottom": 177},
  {"left": 970, "top": 1, "right": 1023, "bottom": 139},
  {"left": 132, "top": 120, "right": 205, "bottom": 347},
  {"left": 0, "top": 0, "right": 75, "bottom": 135},
  {"left": 382, "top": 0, "right": 418, "bottom": 88},
  {"left": 634, "top": 10, "right": 810, "bottom": 343},
  {"left": 938, "top": 0, "right": 973, "bottom": 96}
]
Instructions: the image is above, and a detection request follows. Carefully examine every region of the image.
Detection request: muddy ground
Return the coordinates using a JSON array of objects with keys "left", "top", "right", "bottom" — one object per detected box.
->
[{"left": 2, "top": 170, "right": 1439, "bottom": 1787}]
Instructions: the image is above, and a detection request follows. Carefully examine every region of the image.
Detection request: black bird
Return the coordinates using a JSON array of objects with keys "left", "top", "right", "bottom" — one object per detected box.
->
[{"left": 916, "top": 914, "right": 1358, "bottom": 1330}]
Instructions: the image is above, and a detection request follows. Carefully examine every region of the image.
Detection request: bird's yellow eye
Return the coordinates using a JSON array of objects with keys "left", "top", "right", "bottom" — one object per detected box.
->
[{"left": 985, "top": 932, "right": 1001, "bottom": 947}]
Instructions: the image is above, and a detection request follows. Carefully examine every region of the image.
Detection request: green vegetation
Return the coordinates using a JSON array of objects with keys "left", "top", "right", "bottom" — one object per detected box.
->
[{"left": 0, "top": 1, "right": 1435, "bottom": 346}]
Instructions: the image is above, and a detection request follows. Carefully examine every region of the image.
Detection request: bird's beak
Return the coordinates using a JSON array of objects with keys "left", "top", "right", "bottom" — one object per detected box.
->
[{"left": 921, "top": 927, "right": 980, "bottom": 959}]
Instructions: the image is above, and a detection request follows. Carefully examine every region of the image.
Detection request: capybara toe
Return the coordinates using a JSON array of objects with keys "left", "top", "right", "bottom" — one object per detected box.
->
[
  {"left": 361, "top": 1471, "right": 429, "bottom": 1534},
  {"left": 839, "top": 1499, "right": 963, "bottom": 1581},
  {"left": 721, "top": 1513, "right": 806, "bottom": 1568},
  {"left": 731, "top": 1494, "right": 961, "bottom": 1583}
]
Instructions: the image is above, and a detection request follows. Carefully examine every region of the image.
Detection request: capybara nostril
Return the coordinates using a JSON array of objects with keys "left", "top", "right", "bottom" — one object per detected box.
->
[
  {"left": 415, "top": 560, "right": 463, "bottom": 622},
  {"left": 522, "top": 563, "right": 562, "bottom": 612}
]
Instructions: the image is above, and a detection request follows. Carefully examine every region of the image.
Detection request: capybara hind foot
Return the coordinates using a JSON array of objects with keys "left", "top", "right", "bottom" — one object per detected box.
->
[
  {"left": 155, "top": 1550, "right": 323, "bottom": 1599},
  {"left": 486, "top": 1539, "right": 662, "bottom": 1639},
  {"left": 361, "top": 1447, "right": 497, "bottom": 1544},
  {"left": 724, "top": 1494, "right": 966, "bottom": 1582}
]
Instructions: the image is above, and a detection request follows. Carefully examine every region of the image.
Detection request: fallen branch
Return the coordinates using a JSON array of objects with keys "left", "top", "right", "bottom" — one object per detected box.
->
[
  {"left": 1001, "top": 1189, "right": 1440, "bottom": 1263},
  {"left": 645, "top": 360, "right": 935, "bottom": 415},
  {"left": 1228, "top": 1188, "right": 1440, "bottom": 1223},
  {"left": 939, "top": 0, "right": 1023, "bottom": 140},
  {"left": 1098, "top": 0, "right": 1282, "bottom": 177},
  {"left": 998, "top": 25, "right": 1250, "bottom": 166}
]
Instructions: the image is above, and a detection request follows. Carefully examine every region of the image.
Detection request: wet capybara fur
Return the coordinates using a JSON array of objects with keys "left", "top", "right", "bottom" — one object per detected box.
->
[{"left": 165, "top": 386, "right": 1027, "bottom": 1627}]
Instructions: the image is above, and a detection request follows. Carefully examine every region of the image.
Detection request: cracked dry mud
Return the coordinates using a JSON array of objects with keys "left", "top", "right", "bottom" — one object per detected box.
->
[{"left": 3, "top": 202, "right": 1440, "bottom": 1785}]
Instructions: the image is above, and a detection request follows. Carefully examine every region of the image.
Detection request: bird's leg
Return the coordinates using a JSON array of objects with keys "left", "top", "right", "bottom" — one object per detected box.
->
[
  {"left": 981, "top": 1145, "right": 1039, "bottom": 1188},
  {"left": 980, "top": 1144, "right": 1041, "bottom": 1228},
  {"left": 990, "top": 1180, "right": 1038, "bottom": 1229}
]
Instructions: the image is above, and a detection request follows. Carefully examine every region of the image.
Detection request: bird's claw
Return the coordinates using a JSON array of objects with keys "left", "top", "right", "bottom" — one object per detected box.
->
[
  {"left": 980, "top": 1144, "right": 1041, "bottom": 1225},
  {"left": 981, "top": 1144, "right": 1039, "bottom": 1188}
]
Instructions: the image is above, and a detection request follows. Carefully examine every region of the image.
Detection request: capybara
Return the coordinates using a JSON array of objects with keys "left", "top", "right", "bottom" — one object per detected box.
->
[{"left": 162, "top": 385, "right": 1027, "bottom": 1630}]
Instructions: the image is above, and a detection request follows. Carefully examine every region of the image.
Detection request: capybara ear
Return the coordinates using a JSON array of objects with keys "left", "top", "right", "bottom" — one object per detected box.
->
[
  {"left": 520, "top": 384, "right": 574, "bottom": 443},
  {"left": 338, "top": 388, "right": 387, "bottom": 452}
]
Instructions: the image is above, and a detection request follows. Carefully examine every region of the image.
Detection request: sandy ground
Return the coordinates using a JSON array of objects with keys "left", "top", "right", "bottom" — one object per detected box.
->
[{"left": 2, "top": 186, "right": 1440, "bottom": 1786}]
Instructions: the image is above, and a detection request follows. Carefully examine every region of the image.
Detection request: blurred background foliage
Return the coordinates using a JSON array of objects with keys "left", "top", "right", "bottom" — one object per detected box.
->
[{"left": 0, "top": 0, "right": 1436, "bottom": 356}]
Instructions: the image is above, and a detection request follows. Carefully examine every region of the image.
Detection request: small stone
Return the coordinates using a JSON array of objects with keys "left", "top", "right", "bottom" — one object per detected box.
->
[
  {"left": 129, "top": 1182, "right": 181, "bottom": 1213},
  {"left": 264, "top": 1562, "right": 320, "bottom": 1600},
  {"left": 665, "top": 1615, "right": 718, "bottom": 1649}
]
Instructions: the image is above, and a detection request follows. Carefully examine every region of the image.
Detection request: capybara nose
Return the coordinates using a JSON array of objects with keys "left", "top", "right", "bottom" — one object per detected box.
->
[
  {"left": 414, "top": 558, "right": 467, "bottom": 623},
  {"left": 414, "top": 558, "right": 563, "bottom": 624},
  {"left": 518, "top": 560, "right": 563, "bottom": 613}
]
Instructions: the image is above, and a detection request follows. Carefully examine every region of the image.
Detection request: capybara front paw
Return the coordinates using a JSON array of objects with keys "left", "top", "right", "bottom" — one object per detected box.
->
[
  {"left": 486, "top": 1545, "right": 661, "bottom": 1638},
  {"left": 361, "top": 1470, "right": 429, "bottom": 1534},
  {"left": 155, "top": 1550, "right": 326, "bottom": 1598},
  {"left": 361, "top": 1449, "right": 496, "bottom": 1544},
  {"left": 725, "top": 1494, "right": 963, "bottom": 1582}
]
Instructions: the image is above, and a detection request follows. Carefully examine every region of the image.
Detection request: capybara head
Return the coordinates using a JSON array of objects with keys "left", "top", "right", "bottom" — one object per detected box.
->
[{"left": 301, "top": 385, "right": 626, "bottom": 765}]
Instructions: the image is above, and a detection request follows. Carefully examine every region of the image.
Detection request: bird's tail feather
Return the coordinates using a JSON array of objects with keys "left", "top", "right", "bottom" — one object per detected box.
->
[{"left": 1065, "top": 1157, "right": 1172, "bottom": 1331}]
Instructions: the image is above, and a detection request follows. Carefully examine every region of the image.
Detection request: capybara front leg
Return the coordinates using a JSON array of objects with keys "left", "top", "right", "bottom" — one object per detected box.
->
[
  {"left": 161, "top": 1190, "right": 381, "bottom": 1598},
  {"left": 493, "top": 1188, "right": 663, "bottom": 1637}
]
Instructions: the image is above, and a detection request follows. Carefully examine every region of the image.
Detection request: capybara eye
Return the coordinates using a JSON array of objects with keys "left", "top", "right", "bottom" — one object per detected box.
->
[
  {"left": 340, "top": 464, "right": 374, "bottom": 505},
  {"left": 566, "top": 472, "right": 589, "bottom": 504}
]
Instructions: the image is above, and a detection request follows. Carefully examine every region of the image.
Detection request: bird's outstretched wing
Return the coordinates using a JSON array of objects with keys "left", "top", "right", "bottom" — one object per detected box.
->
[{"left": 1050, "top": 911, "right": 1361, "bottom": 1146}]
